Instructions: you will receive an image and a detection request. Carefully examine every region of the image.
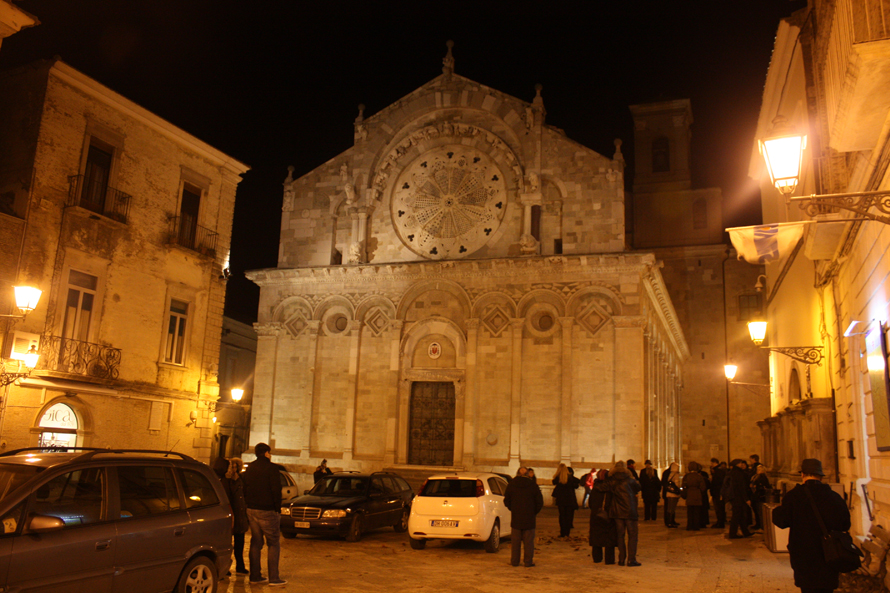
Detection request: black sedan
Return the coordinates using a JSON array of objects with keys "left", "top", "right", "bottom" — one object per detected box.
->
[{"left": 280, "top": 471, "right": 414, "bottom": 541}]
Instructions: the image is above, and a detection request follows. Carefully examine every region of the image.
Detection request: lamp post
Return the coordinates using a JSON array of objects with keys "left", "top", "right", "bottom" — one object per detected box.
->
[
  {"left": 1, "top": 285, "right": 42, "bottom": 386},
  {"left": 760, "top": 116, "right": 890, "bottom": 225}
]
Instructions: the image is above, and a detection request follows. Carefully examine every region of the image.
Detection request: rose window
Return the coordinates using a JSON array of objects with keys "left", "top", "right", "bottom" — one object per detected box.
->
[{"left": 391, "top": 145, "right": 506, "bottom": 259}]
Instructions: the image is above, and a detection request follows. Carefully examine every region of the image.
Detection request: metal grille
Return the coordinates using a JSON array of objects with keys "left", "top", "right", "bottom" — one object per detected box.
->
[
  {"left": 40, "top": 334, "right": 121, "bottom": 380},
  {"left": 408, "top": 381, "right": 455, "bottom": 466},
  {"left": 288, "top": 507, "right": 322, "bottom": 520}
]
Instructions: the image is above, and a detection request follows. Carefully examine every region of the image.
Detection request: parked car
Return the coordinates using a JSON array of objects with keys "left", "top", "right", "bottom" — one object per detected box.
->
[
  {"left": 0, "top": 447, "right": 232, "bottom": 593},
  {"left": 280, "top": 471, "right": 413, "bottom": 541},
  {"left": 407, "top": 472, "right": 511, "bottom": 553}
]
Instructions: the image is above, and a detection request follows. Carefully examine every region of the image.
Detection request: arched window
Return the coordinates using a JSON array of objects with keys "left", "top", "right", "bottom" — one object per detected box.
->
[
  {"left": 530, "top": 205, "right": 542, "bottom": 241},
  {"left": 788, "top": 368, "right": 803, "bottom": 401},
  {"left": 38, "top": 402, "right": 79, "bottom": 448},
  {"left": 652, "top": 137, "right": 670, "bottom": 173}
]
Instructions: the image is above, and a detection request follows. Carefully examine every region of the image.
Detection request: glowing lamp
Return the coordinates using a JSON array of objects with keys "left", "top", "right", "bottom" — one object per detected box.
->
[
  {"left": 748, "top": 321, "right": 768, "bottom": 346},
  {"left": 724, "top": 364, "right": 738, "bottom": 380},
  {"left": 13, "top": 286, "right": 41, "bottom": 315},
  {"left": 759, "top": 116, "right": 807, "bottom": 196},
  {"left": 231, "top": 388, "right": 244, "bottom": 402},
  {"left": 23, "top": 345, "right": 39, "bottom": 369}
]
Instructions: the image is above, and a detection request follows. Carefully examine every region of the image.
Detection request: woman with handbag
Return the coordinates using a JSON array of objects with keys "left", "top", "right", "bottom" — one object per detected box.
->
[
  {"left": 772, "top": 459, "right": 853, "bottom": 593},
  {"left": 552, "top": 463, "right": 580, "bottom": 537},
  {"left": 661, "top": 462, "right": 682, "bottom": 528},
  {"left": 681, "top": 461, "right": 707, "bottom": 531}
]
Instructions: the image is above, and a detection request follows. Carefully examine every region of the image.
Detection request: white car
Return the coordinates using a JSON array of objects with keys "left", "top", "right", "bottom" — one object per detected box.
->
[{"left": 407, "top": 472, "right": 511, "bottom": 552}]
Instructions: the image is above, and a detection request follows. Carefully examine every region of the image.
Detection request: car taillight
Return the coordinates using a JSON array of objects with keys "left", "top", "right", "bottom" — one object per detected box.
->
[
  {"left": 476, "top": 479, "right": 484, "bottom": 497},
  {"left": 419, "top": 479, "right": 429, "bottom": 495}
]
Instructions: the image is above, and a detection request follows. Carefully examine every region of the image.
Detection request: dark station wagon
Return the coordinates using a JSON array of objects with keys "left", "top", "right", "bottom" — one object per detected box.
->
[
  {"left": 280, "top": 471, "right": 414, "bottom": 541},
  {"left": 0, "top": 447, "right": 232, "bottom": 593}
]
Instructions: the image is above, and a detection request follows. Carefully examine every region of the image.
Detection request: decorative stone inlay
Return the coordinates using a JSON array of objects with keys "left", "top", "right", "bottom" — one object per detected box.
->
[
  {"left": 481, "top": 304, "right": 511, "bottom": 337},
  {"left": 284, "top": 310, "right": 310, "bottom": 337},
  {"left": 391, "top": 144, "right": 507, "bottom": 260},
  {"left": 577, "top": 300, "right": 609, "bottom": 336},
  {"left": 525, "top": 302, "right": 561, "bottom": 338},
  {"left": 364, "top": 307, "right": 391, "bottom": 337}
]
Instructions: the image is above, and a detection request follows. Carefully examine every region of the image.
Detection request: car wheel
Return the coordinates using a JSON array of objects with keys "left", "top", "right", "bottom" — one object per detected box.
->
[
  {"left": 393, "top": 507, "right": 410, "bottom": 532},
  {"left": 483, "top": 520, "right": 500, "bottom": 553},
  {"left": 176, "top": 556, "right": 217, "bottom": 593},
  {"left": 281, "top": 530, "right": 297, "bottom": 539},
  {"left": 345, "top": 514, "right": 363, "bottom": 542},
  {"left": 409, "top": 537, "right": 426, "bottom": 550}
]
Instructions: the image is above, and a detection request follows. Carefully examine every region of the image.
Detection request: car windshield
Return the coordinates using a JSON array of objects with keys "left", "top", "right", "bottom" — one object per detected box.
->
[
  {"left": 420, "top": 479, "right": 476, "bottom": 497},
  {"left": 0, "top": 463, "right": 46, "bottom": 503},
  {"left": 310, "top": 476, "right": 368, "bottom": 497}
]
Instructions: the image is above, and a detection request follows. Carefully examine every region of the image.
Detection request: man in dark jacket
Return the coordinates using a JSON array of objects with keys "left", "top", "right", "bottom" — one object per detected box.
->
[
  {"left": 709, "top": 458, "right": 727, "bottom": 529},
  {"left": 243, "top": 443, "right": 286, "bottom": 586},
  {"left": 772, "top": 459, "right": 851, "bottom": 593},
  {"left": 727, "top": 459, "right": 753, "bottom": 539},
  {"left": 595, "top": 460, "right": 642, "bottom": 566},
  {"left": 503, "top": 467, "right": 544, "bottom": 567}
]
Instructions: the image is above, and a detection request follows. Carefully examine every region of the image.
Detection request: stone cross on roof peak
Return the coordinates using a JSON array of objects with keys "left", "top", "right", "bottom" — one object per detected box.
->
[{"left": 442, "top": 40, "right": 455, "bottom": 76}]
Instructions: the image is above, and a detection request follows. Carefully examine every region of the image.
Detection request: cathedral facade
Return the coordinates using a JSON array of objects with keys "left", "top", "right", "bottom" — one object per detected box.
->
[{"left": 247, "top": 47, "right": 688, "bottom": 476}]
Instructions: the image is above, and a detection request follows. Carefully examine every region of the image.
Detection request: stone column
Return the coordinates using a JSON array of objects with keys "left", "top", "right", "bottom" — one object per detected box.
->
[
  {"left": 559, "top": 317, "right": 574, "bottom": 464},
  {"left": 509, "top": 319, "right": 525, "bottom": 464},
  {"left": 612, "top": 316, "right": 646, "bottom": 461},
  {"left": 463, "top": 319, "right": 480, "bottom": 467},
  {"left": 250, "top": 323, "right": 281, "bottom": 447},
  {"left": 343, "top": 319, "right": 362, "bottom": 461},
  {"left": 305, "top": 320, "right": 322, "bottom": 457},
  {"left": 518, "top": 191, "right": 541, "bottom": 255},
  {"left": 386, "top": 320, "right": 404, "bottom": 465}
]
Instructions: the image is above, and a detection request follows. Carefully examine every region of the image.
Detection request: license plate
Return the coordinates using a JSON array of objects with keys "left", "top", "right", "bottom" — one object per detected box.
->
[
  {"left": 431, "top": 520, "right": 458, "bottom": 528},
  {"left": 293, "top": 521, "right": 310, "bottom": 528}
]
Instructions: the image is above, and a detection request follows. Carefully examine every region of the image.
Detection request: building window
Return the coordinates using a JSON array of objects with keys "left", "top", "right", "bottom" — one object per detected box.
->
[
  {"left": 554, "top": 238, "right": 562, "bottom": 254},
  {"left": 38, "top": 402, "right": 79, "bottom": 449},
  {"left": 738, "top": 294, "right": 762, "bottom": 321},
  {"left": 530, "top": 205, "right": 542, "bottom": 241},
  {"left": 693, "top": 198, "right": 708, "bottom": 230},
  {"left": 164, "top": 299, "right": 188, "bottom": 365},
  {"left": 177, "top": 184, "right": 202, "bottom": 250},
  {"left": 63, "top": 270, "right": 98, "bottom": 343},
  {"left": 81, "top": 141, "right": 113, "bottom": 214},
  {"left": 652, "top": 137, "right": 670, "bottom": 173}
]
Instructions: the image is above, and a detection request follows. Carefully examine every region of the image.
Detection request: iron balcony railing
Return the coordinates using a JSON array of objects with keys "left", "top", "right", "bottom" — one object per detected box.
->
[
  {"left": 67, "top": 175, "right": 131, "bottom": 223},
  {"left": 168, "top": 216, "right": 218, "bottom": 257},
  {"left": 40, "top": 335, "right": 121, "bottom": 380}
]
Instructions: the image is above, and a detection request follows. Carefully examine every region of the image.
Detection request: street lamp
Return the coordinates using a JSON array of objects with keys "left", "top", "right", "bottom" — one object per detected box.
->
[
  {"left": 231, "top": 388, "right": 244, "bottom": 402},
  {"left": 1, "top": 285, "right": 42, "bottom": 386},
  {"left": 724, "top": 364, "right": 738, "bottom": 380},
  {"left": 1, "top": 286, "right": 41, "bottom": 320},
  {"left": 760, "top": 115, "right": 890, "bottom": 225}
]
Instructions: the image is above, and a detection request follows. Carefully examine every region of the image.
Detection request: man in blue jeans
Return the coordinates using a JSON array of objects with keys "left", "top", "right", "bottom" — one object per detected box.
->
[{"left": 243, "top": 442, "right": 286, "bottom": 587}]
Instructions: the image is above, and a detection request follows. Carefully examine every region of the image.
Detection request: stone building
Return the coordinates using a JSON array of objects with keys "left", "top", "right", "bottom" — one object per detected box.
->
[
  {"left": 629, "top": 99, "right": 769, "bottom": 465},
  {"left": 747, "top": 0, "right": 890, "bottom": 556},
  {"left": 247, "top": 47, "right": 688, "bottom": 479},
  {"left": 0, "top": 59, "right": 248, "bottom": 460},
  {"left": 215, "top": 315, "right": 257, "bottom": 459}
]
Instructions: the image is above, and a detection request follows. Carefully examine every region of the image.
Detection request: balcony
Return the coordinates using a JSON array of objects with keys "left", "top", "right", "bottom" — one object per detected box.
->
[
  {"left": 40, "top": 335, "right": 121, "bottom": 380},
  {"left": 67, "top": 175, "right": 131, "bottom": 223},
  {"left": 168, "top": 216, "right": 218, "bottom": 257}
]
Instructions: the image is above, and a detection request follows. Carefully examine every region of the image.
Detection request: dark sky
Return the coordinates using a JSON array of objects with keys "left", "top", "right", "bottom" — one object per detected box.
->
[{"left": 0, "top": 0, "right": 807, "bottom": 323}]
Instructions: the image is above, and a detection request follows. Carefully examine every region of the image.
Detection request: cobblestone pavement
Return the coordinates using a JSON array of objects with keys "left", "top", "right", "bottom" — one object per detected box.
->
[{"left": 221, "top": 507, "right": 795, "bottom": 593}]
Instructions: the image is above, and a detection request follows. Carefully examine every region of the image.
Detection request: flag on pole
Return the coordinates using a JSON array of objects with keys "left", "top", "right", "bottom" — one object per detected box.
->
[{"left": 727, "top": 222, "right": 807, "bottom": 265}]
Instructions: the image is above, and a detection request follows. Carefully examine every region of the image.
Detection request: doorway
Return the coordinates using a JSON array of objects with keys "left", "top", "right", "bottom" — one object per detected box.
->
[{"left": 408, "top": 381, "right": 455, "bottom": 466}]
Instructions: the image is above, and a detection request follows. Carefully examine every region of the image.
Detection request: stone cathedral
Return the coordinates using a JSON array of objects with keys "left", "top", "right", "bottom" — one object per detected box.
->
[{"left": 247, "top": 44, "right": 688, "bottom": 477}]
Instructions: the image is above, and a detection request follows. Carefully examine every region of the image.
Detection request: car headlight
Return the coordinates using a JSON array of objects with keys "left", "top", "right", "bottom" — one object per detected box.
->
[
  {"left": 321, "top": 509, "right": 347, "bottom": 518},
  {"left": 281, "top": 507, "right": 290, "bottom": 516}
]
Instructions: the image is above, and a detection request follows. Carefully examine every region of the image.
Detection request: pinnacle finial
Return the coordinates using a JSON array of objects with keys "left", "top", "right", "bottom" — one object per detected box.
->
[
  {"left": 355, "top": 103, "right": 365, "bottom": 124},
  {"left": 443, "top": 40, "right": 455, "bottom": 75}
]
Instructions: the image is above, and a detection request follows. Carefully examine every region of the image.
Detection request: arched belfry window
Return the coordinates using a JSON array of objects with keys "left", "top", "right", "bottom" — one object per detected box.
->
[
  {"left": 652, "top": 137, "right": 670, "bottom": 173},
  {"left": 788, "top": 368, "right": 803, "bottom": 401},
  {"left": 38, "top": 402, "right": 79, "bottom": 448},
  {"left": 530, "top": 205, "right": 542, "bottom": 241}
]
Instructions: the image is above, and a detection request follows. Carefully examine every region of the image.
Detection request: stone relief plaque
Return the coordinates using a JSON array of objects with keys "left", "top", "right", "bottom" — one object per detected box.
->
[{"left": 391, "top": 145, "right": 506, "bottom": 260}]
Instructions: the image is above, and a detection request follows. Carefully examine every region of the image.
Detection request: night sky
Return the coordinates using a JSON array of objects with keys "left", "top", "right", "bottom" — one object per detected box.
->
[{"left": 0, "top": 1, "right": 807, "bottom": 323}]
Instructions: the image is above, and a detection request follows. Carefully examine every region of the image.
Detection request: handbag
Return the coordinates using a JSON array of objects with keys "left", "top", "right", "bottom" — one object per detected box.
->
[
  {"left": 666, "top": 480, "right": 681, "bottom": 496},
  {"left": 804, "top": 485, "right": 862, "bottom": 573}
]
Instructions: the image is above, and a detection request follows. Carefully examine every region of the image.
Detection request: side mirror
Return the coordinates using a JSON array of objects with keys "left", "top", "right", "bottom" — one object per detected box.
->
[{"left": 26, "top": 513, "right": 65, "bottom": 533}]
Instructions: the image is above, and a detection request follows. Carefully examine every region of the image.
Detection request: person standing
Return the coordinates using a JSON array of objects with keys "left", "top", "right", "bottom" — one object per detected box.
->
[
  {"left": 727, "top": 459, "right": 753, "bottom": 539},
  {"left": 551, "top": 463, "right": 580, "bottom": 537},
  {"left": 314, "top": 459, "right": 332, "bottom": 484},
  {"left": 243, "top": 443, "right": 287, "bottom": 587},
  {"left": 579, "top": 468, "right": 595, "bottom": 509},
  {"left": 750, "top": 464, "right": 771, "bottom": 531},
  {"left": 772, "top": 459, "right": 851, "bottom": 593},
  {"left": 662, "top": 462, "right": 681, "bottom": 528},
  {"left": 681, "top": 461, "right": 707, "bottom": 531},
  {"left": 214, "top": 458, "right": 249, "bottom": 576},
  {"left": 596, "top": 460, "right": 642, "bottom": 567},
  {"left": 504, "top": 467, "right": 544, "bottom": 567},
  {"left": 588, "top": 469, "right": 617, "bottom": 564},
  {"left": 697, "top": 463, "right": 711, "bottom": 526},
  {"left": 709, "top": 458, "right": 727, "bottom": 529},
  {"left": 626, "top": 459, "right": 639, "bottom": 481},
  {"left": 639, "top": 460, "right": 660, "bottom": 521}
]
